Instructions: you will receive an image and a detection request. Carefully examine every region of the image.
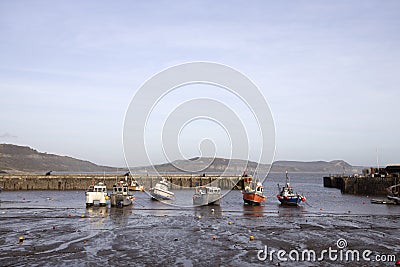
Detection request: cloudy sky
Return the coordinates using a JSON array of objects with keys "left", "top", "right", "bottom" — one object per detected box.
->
[{"left": 1, "top": 1, "right": 399, "bottom": 167}]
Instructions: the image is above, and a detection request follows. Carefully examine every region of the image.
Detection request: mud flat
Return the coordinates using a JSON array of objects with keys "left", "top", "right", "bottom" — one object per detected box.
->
[
  {"left": 1, "top": 186, "right": 399, "bottom": 267},
  {"left": 1, "top": 207, "right": 399, "bottom": 267}
]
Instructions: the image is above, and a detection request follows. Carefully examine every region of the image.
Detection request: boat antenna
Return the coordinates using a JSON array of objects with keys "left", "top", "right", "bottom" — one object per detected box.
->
[
  {"left": 376, "top": 147, "right": 380, "bottom": 173},
  {"left": 286, "top": 171, "right": 289, "bottom": 185}
]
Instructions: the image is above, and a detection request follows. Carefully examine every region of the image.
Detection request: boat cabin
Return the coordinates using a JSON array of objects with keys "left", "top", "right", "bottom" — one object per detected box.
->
[
  {"left": 113, "top": 181, "right": 129, "bottom": 195},
  {"left": 207, "top": 187, "right": 221, "bottom": 194},
  {"left": 87, "top": 182, "right": 107, "bottom": 193},
  {"left": 195, "top": 187, "right": 221, "bottom": 195},
  {"left": 256, "top": 184, "right": 264, "bottom": 194}
]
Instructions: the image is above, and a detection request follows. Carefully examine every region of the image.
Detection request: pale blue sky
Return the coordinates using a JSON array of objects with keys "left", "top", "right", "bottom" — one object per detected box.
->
[{"left": 1, "top": 1, "right": 399, "bottom": 167}]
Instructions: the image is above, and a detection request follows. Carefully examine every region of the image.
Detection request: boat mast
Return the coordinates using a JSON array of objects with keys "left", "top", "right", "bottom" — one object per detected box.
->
[
  {"left": 376, "top": 147, "right": 380, "bottom": 173},
  {"left": 286, "top": 171, "right": 289, "bottom": 185}
]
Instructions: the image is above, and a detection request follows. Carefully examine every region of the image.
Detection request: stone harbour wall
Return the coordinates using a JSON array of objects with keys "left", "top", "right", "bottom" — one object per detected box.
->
[
  {"left": 0, "top": 174, "right": 244, "bottom": 191},
  {"left": 323, "top": 175, "right": 399, "bottom": 196}
]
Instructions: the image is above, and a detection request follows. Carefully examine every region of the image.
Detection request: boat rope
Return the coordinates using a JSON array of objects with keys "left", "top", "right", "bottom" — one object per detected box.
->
[{"left": 304, "top": 201, "right": 313, "bottom": 207}]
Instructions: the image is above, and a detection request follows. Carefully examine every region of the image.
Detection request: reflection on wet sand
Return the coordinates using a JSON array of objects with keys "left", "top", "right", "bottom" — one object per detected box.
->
[
  {"left": 85, "top": 206, "right": 108, "bottom": 218},
  {"left": 109, "top": 206, "right": 132, "bottom": 225},
  {"left": 242, "top": 204, "right": 265, "bottom": 217},
  {"left": 277, "top": 204, "right": 306, "bottom": 217},
  {"left": 193, "top": 205, "right": 223, "bottom": 218}
]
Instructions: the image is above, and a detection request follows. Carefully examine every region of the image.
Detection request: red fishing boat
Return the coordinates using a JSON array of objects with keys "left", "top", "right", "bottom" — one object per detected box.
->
[{"left": 242, "top": 175, "right": 266, "bottom": 205}]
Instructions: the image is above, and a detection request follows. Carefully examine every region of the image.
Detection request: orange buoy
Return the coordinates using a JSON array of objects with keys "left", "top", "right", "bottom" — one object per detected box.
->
[
  {"left": 212, "top": 235, "right": 216, "bottom": 240},
  {"left": 395, "top": 259, "right": 400, "bottom": 266},
  {"left": 18, "top": 236, "right": 24, "bottom": 243},
  {"left": 249, "top": 236, "right": 254, "bottom": 241},
  {"left": 228, "top": 221, "right": 233, "bottom": 225}
]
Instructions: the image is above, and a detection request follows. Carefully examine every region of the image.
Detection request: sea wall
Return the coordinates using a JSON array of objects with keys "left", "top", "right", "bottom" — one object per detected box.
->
[
  {"left": 0, "top": 174, "right": 243, "bottom": 191},
  {"left": 323, "top": 175, "right": 399, "bottom": 195}
]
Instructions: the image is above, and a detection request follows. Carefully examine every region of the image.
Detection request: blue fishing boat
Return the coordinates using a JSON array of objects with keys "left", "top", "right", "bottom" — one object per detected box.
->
[{"left": 277, "top": 171, "right": 306, "bottom": 206}]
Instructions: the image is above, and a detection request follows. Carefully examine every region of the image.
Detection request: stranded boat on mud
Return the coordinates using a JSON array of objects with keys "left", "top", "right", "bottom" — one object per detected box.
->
[
  {"left": 193, "top": 186, "right": 222, "bottom": 206},
  {"left": 387, "top": 183, "right": 400, "bottom": 205},
  {"left": 124, "top": 172, "right": 144, "bottom": 191},
  {"left": 110, "top": 180, "right": 134, "bottom": 207},
  {"left": 149, "top": 178, "right": 174, "bottom": 201},
  {"left": 85, "top": 181, "right": 108, "bottom": 207},
  {"left": 242, "top": 175, "right": 266, "bottom": 205},
  {"left": 129, "top": 179, "right": 144, "bottom": 192},
  {"left": 277, "top": 171, "right": 306, "bottom": 206}
]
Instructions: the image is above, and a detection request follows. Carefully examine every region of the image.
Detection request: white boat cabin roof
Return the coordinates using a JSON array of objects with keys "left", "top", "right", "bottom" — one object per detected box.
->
[
  {"left": 87, "top": 182, "right": 107, "bottom": 192},
  {"left": 196, "top": 186, "right": 221, "bottom": 194}
]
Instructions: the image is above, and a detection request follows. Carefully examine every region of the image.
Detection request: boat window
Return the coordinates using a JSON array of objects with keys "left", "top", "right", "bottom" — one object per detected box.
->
[
  {"left": 124, "top": 187, "right": 127, "bottom": 192},
  {"left": 118, "top": 187, "right": 122, "bottom": 192}
]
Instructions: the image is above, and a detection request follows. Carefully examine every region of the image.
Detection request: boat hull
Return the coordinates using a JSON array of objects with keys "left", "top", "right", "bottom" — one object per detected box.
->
[
  {"left": 277, "top": 196, "right": 302, "bottom": 206},
  {"left": 193, "top": 194, "right": 221, "bottom": 206},
  {"left": 85, "top": 191, "right": 107, "bottom": 207},
  {"left": 242, "top": 192, "right": 266, "bottom": 205},
  {"left": 149, "top": 188, "right": 174, "bottom": 201},
  {"left": 128, "top": 185, "right": 144, "bottom": 191},
  {"left": 387, "top": 195, "right": 400, "bottom": 205},
  {"left": 110, "top": 194, "right": 132, "bottom": 207}
]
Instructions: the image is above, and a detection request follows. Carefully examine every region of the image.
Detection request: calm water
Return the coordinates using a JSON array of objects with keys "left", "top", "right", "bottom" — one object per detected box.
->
[{"left": 1, "top": 173, "right": 399, "bottom": 266}]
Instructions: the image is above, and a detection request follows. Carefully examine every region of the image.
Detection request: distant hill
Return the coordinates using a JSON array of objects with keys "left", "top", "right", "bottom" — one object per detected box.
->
[
  {"left": 271, "top": 160, "right": 362, "bottom": 174},
  {"left": 0, "top": 144, "right": 118, "bottom": 173},
  {"left": 0, "top": 144, "right": 363, "bottom": 174},
  {"left": 130, "top": 157, "right": 363, "bottom": 174}
]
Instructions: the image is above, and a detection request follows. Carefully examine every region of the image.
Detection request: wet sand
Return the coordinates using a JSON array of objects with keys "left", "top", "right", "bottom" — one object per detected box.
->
[
  {"left": 1, "top": 202, "right": 399, "bottom": 266},
  {"left": 1, "top": 173, "right": 399, "bottom": 266}
]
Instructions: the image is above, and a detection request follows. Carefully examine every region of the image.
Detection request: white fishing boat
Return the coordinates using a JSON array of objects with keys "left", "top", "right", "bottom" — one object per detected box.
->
[
  {"left": 149, "top": 179, "right": 174, "bottom": 201},
  {"left": 85, "top": 181, "right": 108, "bottom": 207},
  {"left": 193, "top": 186, "right": 222, "bottom": 206},
  {"left": 110, "top": 180, "right": 135, "bottom": 207}
]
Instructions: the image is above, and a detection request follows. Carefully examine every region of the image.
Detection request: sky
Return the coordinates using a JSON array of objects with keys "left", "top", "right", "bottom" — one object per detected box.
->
[{"left": 0, "top": 1, "right": 399, "bottom": 167}]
